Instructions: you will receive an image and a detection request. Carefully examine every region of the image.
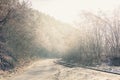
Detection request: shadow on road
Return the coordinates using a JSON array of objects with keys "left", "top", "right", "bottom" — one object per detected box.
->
[
  {"left": 54, "top": 59, "right": 120, "bottom": 75},
  {"left": 54, "top": 59, "right": 80, "bottom": 68}
]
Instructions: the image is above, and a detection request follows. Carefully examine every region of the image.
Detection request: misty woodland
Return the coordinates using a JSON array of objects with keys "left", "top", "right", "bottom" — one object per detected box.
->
[{"left": 0, "top": 0, "right": 120, "bottom": 80}]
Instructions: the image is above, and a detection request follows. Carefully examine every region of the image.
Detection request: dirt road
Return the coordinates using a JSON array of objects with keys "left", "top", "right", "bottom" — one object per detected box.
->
[{"left": 7, "top": 59, "right": 120, "bottom": 80}]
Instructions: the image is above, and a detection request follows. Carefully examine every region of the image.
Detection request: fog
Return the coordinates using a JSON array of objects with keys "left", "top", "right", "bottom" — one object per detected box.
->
[{"left": 29, "top": 0, "right": 120, "bottom": 24}]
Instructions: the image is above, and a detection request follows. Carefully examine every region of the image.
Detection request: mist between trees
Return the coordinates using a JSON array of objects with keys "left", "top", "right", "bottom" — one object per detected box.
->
[
  {"left": 0, "top": 0, "right": 79, "bottom": 70},
  {"left": 0, "top": 0, "right": 56, "bottom": 70},
  {"left": 62, "top": 10, "right": 120, "bottom": 66},
  {"left": 0, "top": 0, "right": 120, "bottom": 71}
]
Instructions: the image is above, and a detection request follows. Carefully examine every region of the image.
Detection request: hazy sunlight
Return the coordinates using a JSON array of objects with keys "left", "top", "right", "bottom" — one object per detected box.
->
[{"left": 29, "top": 0, "right": 120, "bottom": 24}]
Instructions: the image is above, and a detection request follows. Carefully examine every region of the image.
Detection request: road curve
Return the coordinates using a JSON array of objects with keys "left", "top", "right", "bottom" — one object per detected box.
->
[{"left": 8, "top": 59, "right": 120, "bottom": 80}]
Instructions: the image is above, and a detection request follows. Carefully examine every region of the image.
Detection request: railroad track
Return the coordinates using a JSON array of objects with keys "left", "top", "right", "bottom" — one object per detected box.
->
[{"left": 54, "top": 60, "right": 120, "bottom": 75}]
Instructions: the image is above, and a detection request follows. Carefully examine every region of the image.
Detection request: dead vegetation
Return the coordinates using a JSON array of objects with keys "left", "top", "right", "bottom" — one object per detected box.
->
[{"left": 62, "top": 9, "right": 120, "bottom": 66}]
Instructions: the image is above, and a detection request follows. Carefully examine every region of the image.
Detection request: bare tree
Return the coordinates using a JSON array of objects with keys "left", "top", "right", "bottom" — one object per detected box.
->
[{"left": 81, "top": 10, "right": 120, "bottom": 65}]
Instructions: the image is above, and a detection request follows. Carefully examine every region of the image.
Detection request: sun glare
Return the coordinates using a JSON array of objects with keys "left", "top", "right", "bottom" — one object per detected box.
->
[{"left": 29, "top": 0, "right": 120, "bottom": 24}]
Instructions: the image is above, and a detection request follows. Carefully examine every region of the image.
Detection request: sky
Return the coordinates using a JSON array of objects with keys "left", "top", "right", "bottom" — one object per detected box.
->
[{"left": 28, "top": 0, "right": 120, "bottom": 24}]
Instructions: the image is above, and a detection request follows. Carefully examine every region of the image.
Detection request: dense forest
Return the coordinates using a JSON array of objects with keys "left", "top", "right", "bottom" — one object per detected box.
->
[{"left": 0, "top": 0, "right": 79, "bottom": 70}]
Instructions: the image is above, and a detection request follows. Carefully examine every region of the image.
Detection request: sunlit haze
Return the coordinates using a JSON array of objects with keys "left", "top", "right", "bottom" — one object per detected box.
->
[
  {"left": 29, "top": 0, "right": 120, "bottom": 24},
  {"left": 28, "top": 0, "right": 120, "bottom": 24},
  {"left": 1, "top": 1, "right": 120, "bottom": 78}
]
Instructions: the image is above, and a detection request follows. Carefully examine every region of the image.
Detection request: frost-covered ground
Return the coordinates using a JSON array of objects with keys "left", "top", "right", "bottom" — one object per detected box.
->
[{"left": 6, "top": 59, "right": 120, "bottom": 80}]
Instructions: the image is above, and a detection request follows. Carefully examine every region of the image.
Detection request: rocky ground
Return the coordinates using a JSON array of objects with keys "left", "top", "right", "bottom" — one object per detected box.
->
[{"left": 3, "top": 59, "right": 119, "bottom": 80}]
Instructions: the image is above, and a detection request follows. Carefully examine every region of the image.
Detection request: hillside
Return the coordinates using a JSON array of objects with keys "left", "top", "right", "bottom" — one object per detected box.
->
[
  {"left": 34, "top": 13, "right": 80, "bottom": 53},
  {"left": 0, "top": 0, "right": 80, "bottom": 70}
]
